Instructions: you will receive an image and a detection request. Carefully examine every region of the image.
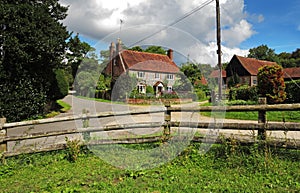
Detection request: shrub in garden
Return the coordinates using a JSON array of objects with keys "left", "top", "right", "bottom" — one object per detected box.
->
[
  {"left": 285, "top": 80, "right": 300, "bottom": 103},
  {"left": 257, "top": 64, "right": 286, "bottom": 104},
  {"left": 229, "top": 85, "right": 258, "bottom": 102}
]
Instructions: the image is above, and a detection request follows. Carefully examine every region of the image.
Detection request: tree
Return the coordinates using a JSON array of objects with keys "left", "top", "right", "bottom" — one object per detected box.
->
[
  {"left": 74, "top": 55, "right": 101, "bottom": 97},
  {"left": 180, "top": 63, "right": 203, "bottom": 85},
  {"left": 0, "top": 0, "right": 70, "bottom": 122},
  {"left": 248, "top": 44, "right": 279, "bottom": 62},
  {"left": 129, "top": 46, "right": 143, "bottom": 52},
  {"left": 66, "top": 33, "right": 93, "bottom": 80},
  {"left": 144, "top": 46, "right": 166, "bottom": 55},
  {"left": 257, "top": 64, "right": 286, "bottom": 104},
  {"left": 111, "top": 73, "right": 137, "bottom": 101}
]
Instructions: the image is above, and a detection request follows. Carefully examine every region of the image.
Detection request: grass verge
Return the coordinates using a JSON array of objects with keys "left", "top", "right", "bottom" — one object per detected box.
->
[
  {"left": 0, "top": 142, "right": 299, "bottom": 192},
  {"left": 201, "top": 102, "right": 300, "bottom": 122}
]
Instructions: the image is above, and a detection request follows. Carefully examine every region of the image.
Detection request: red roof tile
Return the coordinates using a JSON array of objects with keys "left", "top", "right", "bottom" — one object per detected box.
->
[
  {"left": 283, "top": 67, "right": 300, "bottom": 79},
  {"left": 209, "top": 70, "right": 226, "bottom": 78},
  {"left": 235, "top": 55, "right": 277, "bottom": 75},
  {"left": 121, "top": 50, "right": 179, "bottom": 73},
  {"left": 194, "top": 76, "right": 208, "bottom": 85}
]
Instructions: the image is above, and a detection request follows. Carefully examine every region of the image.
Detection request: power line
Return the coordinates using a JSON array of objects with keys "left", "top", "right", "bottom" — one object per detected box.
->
[{"left": 129, "top": 0, "right": 214, "bottom": 47}]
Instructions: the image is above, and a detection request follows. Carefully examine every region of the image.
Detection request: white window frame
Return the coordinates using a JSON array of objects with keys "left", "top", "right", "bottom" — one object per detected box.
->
[
  {"left": 137, "top": 84, "right": 146, "bottom": 93},
  {"left": 167, "top": 74, "right": 174, "bottom": 80},
  {"left": 137, "top": 71, "right": 145, "bottom": 78},
  {"left": 155, "top": 73, "right": 160, "bottom": 79}
]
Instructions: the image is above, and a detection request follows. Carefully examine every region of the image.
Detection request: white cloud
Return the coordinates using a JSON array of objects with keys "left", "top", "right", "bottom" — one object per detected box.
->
[{"left": 60, "top": 0, "right": 254, "bottom": 66}]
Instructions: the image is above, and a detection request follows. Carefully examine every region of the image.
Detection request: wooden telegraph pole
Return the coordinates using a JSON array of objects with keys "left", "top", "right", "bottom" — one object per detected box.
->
[{"left": 216, "top": 0, "right": 222, "bottom": 100}]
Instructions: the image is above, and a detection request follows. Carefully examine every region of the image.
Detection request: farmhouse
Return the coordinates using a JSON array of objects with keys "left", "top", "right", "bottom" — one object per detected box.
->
[
  {"left": 225, "top": 55, "right": 277, "bottom": 86},
  {"left": 104, "top": 39, "right": 180, "bottom": 95},
  {"left": 225, "top": 55, "right": 300, "bottom": 87}
]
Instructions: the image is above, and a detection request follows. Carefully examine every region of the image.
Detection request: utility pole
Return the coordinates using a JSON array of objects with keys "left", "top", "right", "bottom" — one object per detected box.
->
[{"left": 216, "top": 0, "right": 222, "bottom": 100}]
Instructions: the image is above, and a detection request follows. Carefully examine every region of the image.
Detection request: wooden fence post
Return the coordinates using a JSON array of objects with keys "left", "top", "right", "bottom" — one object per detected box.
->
[
  {"left": 0, "top": 118, "right": 7, "bottom": 153},
  {"left": 82, "top": 109, "right": 90, "bottom": 141},
  {"left": 258, "top": 97, "right": 267, "bottom": 140},
  {"left": 163, "top": 102, "right": 171, "bottom": 140}
]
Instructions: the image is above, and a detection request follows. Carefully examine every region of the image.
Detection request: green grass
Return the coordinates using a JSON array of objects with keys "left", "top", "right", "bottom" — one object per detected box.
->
[
  {"left": 0, "top": 143, "right": 299, "bottom": 192},
  {"left": 201, "top": 102, "right": 300, "bottom": 122},
  {"left": 56, "top": 100, "right": 71, "bottom": 113}
]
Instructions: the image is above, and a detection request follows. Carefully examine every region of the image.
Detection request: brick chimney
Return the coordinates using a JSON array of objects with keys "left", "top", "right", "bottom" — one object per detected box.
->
[
  {"left": 116, "top": 38, "right": 123, "bottom": 54},
  {"left": 109, "top": 42, "right": 116, "bottom": 76},
  {"left": 167, "top": 49, "right": 173, "bottom": 61},
  {"left": 109, "top": 42, "right": 115, "bottom": 61}
]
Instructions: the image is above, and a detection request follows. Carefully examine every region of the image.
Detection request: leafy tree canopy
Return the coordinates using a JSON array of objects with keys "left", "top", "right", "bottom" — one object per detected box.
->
[
  {"left": 0, "top": 0, "right": 69, "bottom": 121},
  {"left": 248, "top": 44, "right": 279, "bottom": 62}
]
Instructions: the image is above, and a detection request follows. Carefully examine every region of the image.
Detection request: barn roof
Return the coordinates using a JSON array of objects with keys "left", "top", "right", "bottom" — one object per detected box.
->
[
  {"left": 283, "top": 67, "right": 300, "bottom": 79},
  {"left": 234, "top": 55, "right": 277, "bottom": 75}
]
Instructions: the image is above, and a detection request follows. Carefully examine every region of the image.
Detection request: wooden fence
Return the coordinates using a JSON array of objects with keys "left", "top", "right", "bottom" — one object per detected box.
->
[{"left": 1, "top": 99, "right": 300, "bottom": 157}]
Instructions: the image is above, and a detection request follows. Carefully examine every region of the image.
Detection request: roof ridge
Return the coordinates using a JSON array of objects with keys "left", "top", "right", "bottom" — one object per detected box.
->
[
  {"left": 235, "top": 55, "right": 277, "bottom": 63},
  {"left": 122, "top": 49, "right": 168, "bottom": 57}
]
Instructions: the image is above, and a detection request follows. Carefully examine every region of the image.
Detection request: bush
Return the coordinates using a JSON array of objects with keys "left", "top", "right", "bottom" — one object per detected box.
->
[
  {"left": 0, "top": 74, "right": 47, "bottom": 122},
  {"left": 54, "top": 69, "right": 69, "bottom": 100},
  {"left": 257, "top": 64, "right": 286, "bottom": 104},
  {"left": 229, "top": 85, "right": 258, "bottom": 101},
  {"left": 146, "top": 85, "right": 154, "bottom": 94},
  {"left": 285, "top": 80, "right": 300, "bottom": 103},
  {"left": 226, "top": 100, "right": 257, "bottom": 106},
  {"left": 161, "top": 92, "right": 179, "bottom": 99},
  {"left": 195, "top": 89, "right": 206, "bottom": 100}
]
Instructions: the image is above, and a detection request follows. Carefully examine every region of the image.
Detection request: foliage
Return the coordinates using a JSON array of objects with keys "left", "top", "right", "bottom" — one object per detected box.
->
[
  {"left": 129, "top": 46, "right": 143, "bottom": 52},
  {"left": 95, "top": 74, "right": 111, "bottom": 99},
  {"left": 144, "top": 46, "right": 166, "bottom": 55},
  {"left": 285, "top": 80, "right": 300, "bottom": 103},
  {"left": 54, "top": 69, "right": 69, "bottom": 99},
  {"left": 0, "top": 73, "right": 47, "bottom": 122},
  {"left": 172, "top": 72, "right": 193, "bottom": 92},
  {"left": 74, "top": 57, "right": 101, "bottom": 97},
  {"left": 65, "top": 137, "right": 81, "bottom": 162},
  {"left": 180, "top": 62, "right": 203, "bottom": 84},
  {"left": 56, "top": 100, "right": 71, "bottom": 113},
  {"left": 66, "top": 33, "right": 93, "bottom": 79},
  {"left": 161, "top": 92, "right": 179, "bottom": 99},
  {"left": 128, "top": 45, "right": 166, "bottom": 55},
  {"left": 226, "top": 100, "right": 258, "bottom": 106},
  {"left": 0, "top": 143, "right": 299, "bottom": 192},
  {"left": 257, "top": 64, "right": 286, "bottom": 104},
  {"left": 195, "top": 89, "right": 207, "bottom": 100},
  {"left": 248, "top": 45, "right": 300, "bottom": 68},
  {"left": 248, "top": 44, "right": 279, "bottom": 63},
  {"left": 0, "top": 0, "right": 70, "bottom": 121},
  {"left": 146, "top": 85, "right": 154, "bottom": 94},
  {"left": 229, "top": 85, "right": 258, "bottom": 101},
  {"left": 227, "top": 72, "right": 240, "bottom": 88},
  {"left": 111, "top": 73, "right": 137, "bottom": 101}
]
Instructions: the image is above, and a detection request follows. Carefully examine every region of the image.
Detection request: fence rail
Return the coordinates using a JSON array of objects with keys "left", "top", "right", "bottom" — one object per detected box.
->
[{"left": 1, "top": 98, "right": 300, "bottom": 156}]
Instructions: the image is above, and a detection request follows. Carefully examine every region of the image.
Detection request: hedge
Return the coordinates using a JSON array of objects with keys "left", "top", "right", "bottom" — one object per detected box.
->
[
  {"left": 229, "top": 85, "right": 258, "bottom": 102},
  {"left": 285, "top": 80, "right": 300, "bottom": 103}
]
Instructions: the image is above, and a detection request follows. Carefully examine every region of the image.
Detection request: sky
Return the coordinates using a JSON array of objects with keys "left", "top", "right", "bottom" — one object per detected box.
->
[{"left": 59, "top": 0, "right": 300, "bottom": 66}]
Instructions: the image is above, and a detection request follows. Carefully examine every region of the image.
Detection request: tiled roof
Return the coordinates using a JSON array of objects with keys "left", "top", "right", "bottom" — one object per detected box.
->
[
  {"left": 283, "top": 67, "right": 300, "bottom": 79},
  {"left": 194, "top": 76, "right": 208, "bottom": 85},
  {"left": 209, "top": 70, "right": 226, "bottom": 78},
  {"left": 121, "top": 50, "right": 179, "bottom": 73},
  {"left": 235, "top": 55, "right": 277, "bottom": 75}
]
